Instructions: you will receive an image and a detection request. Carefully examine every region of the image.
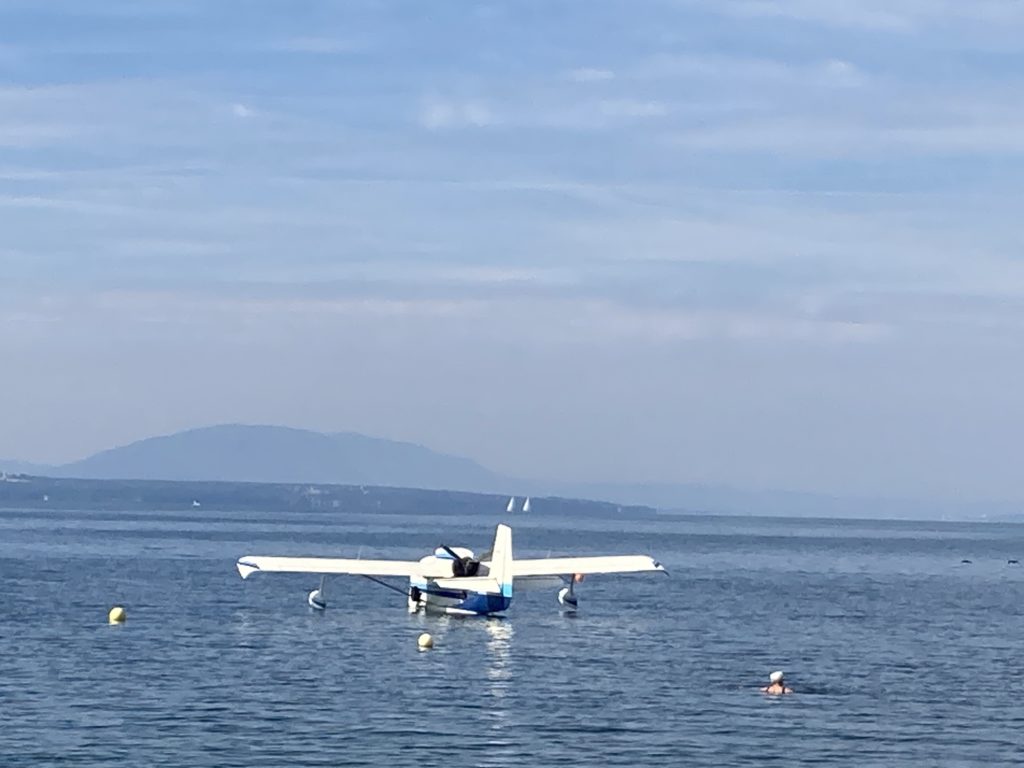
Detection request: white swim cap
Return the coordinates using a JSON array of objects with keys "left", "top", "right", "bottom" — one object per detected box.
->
[{"left": 769, "top": 671, "right": 784, "bottom": 683}]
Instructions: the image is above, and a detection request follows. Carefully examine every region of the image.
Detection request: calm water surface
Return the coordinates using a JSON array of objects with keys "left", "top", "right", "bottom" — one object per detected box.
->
[{"left": 2, "top": 505, "right": 1024, "bottom": 766}]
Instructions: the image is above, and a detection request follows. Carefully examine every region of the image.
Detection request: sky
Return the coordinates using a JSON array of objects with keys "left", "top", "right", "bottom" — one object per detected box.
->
[{"left": 3, "top": 0, "right": 1024, "bottom": 502}]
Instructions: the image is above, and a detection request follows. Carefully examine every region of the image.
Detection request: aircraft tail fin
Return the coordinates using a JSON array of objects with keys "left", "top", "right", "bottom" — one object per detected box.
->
[{"left": 489, "top": 523, "right": 513, "bottom": 598}]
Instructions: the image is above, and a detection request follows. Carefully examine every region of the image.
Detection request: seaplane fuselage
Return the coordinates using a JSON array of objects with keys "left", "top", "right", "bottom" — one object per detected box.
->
[{"left": 408, "top": 546, "right": 512, "bottom": 615}]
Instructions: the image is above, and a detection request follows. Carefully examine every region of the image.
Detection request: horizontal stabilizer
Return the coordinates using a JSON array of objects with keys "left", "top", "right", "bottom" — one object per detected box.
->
[{"left": 431, "top": 576, "right": 503, "bottom": 593}]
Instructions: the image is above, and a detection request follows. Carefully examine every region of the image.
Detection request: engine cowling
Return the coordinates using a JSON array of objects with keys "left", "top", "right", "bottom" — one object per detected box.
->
[
  {"left": 451, "top": 556, "right": 480, "bottom": 577},
  {"left": 436, "top": 546, "right": 480, "bottom": 577}
]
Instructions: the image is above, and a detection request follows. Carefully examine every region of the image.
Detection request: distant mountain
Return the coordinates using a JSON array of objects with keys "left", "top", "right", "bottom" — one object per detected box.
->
[
  {"left": 27, "top": 425, "right": 505, "bottom": 493},
  {"left": 4, "top": 425, "right": 1017, "bottom": 520},
  {"left": 0, "top": 459, "right": 55, "bottom": 476}
]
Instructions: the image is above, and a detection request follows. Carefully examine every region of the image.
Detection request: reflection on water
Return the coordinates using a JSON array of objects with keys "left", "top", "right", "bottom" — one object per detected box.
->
[
  {"left": 485, "top": 618, "right": 513, "bottom": 683},
  {"left": 484, "top": 618, "right": 513, "bottom": 750}
]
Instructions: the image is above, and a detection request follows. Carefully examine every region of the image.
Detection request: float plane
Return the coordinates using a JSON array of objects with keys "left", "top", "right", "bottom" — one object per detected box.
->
[{"left": 236, "top": 521, "right": 665, "bottom": 615}]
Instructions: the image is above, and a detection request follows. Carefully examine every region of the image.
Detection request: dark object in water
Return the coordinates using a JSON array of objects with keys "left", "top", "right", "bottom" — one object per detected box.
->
[
  {"left": 960, "top": 559, "right": 972, "bottom": 564},
  {"left": 1009, "top": 559, "right": 1020, "bottom": 565}
]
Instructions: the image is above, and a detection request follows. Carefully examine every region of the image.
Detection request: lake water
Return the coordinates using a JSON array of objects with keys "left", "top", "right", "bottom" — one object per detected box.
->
[{"left": 2, "top": 504, "right": 1024, "bottom": 766}]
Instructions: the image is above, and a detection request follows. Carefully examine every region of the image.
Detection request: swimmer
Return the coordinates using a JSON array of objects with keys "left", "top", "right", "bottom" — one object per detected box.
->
[{"left": 761, "top": 670, "right": 793, "bottom": 695}]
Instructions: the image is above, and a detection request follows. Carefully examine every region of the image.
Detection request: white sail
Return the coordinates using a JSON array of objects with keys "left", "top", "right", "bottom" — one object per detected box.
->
[
  {"left": 506, "top": 496, "right": 515, "bottom": 513},
  {"left": 522, "top": 497, "right": 531, "bottom": 512}
]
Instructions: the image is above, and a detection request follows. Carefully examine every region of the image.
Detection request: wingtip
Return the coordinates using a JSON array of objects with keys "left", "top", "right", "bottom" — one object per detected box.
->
[{"left": 236, "top": 558, "right": 260, "bottom": 580}]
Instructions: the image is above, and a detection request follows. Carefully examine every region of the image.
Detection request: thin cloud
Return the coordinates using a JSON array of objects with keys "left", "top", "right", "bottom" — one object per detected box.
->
[
  {"left": 666, "top": 108, "right": 1024, "bottom": 156},
  {"left": 718, "top": 0, "right": 912, "bottom": 29},
  {"left": 566, "top": 67, "right": 615, "bottom": 82},
  {"left": 72, "top": 287, "right": 890, "bottom": 347},
  {"left": 598, "top": 100, "right": 668, "bottom": 118},
  {"left": 271, "top": 37, "right": 358, "bottom": 54},
  {"left": 821, "top": 59, "right": 865, "bottom": 87},
  {"left": 711, "top": 0, "right": 1024, "bottom": 30},
  {"left": 418, "top": 98, "right": 496, "bottom": 129},
  {"left": 636, "top": 53, "right": 866, "bottom": 89}
]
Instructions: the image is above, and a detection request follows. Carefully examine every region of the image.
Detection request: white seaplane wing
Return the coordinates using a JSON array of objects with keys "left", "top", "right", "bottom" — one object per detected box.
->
[
  {"left": 235, "top": 555, "right": 452, "bottom": 580},
  {"left": 512, "top": 555, "right": 664, "bottom": 578}
]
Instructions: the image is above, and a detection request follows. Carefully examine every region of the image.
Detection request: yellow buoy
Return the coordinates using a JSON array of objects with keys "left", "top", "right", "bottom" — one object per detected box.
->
[
  {"left": 417, "top": 632, "right": 434, "bottom": 649},
  {"left": 108, "top": 606, "right": 126, "bottom": 624}
]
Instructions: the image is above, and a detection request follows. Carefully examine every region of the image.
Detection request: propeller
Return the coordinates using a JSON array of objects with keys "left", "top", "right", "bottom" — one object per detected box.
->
[{"left": 440, "top": 545, "right": 478, "bottom": 577}]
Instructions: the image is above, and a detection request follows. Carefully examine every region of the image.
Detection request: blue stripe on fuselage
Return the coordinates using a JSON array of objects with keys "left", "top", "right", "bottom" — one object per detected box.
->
[{"left": 457, "top": 593, "right": 512, "bottom": 614}]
